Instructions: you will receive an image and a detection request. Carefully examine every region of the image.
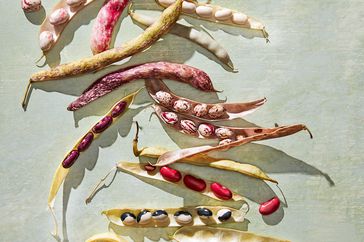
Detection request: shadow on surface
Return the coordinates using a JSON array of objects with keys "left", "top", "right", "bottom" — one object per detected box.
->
[{"left": 24, "top": 6, "right": 46, "bottom": 25}]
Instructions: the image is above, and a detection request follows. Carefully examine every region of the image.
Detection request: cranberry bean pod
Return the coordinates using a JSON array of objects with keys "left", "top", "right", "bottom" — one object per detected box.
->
[
  {"left": 155, "top": 124, "right": 313, "bottom": 166},
  {"left": 210, "top": 182, "right": 232, "bottom": 200},
  {"left": 48, "top": 88, "right": 141, "bottom": 221},
  {"left": 67, "top": 62, "right": 216, "bottom": 111},
  {"left": 101, "top": 205, "right": 247, "bottom": 228},
  {"left": 259, "top": 197, "right": 280, "bottom": 215},
  {"left": 38, "top": 0, "right": 96, "bottom": 52},
  {"left": 156, "top": 0, "right": 268, "bottom": 39},
  {"left": 116, "top": 162, "right": 245, "bottom": 202},
  {"left": 129, "top": 10, "right": 235, "bottom": 71},
  {"left": 23, "top": 0, "right": 184, "bottom": 109},
  {"left": 90, "top": 0, "right": 130, "bottom": 55},
  {"left": 147, "top": 79, "right": 266, "bottom": 121},
  {"left": 160, "top": 166, "right": 182, "bottom": 182}
]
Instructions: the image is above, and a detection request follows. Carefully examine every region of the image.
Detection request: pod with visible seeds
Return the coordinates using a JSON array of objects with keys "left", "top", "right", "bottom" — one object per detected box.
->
[{"left": 146, "top": 79, "right": 266, "bottom": 121}]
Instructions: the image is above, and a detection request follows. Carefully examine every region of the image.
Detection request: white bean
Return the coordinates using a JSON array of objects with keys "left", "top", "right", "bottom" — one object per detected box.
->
[
  {"left": 196, "top": 6, "right": 213, "bottom": 18},
  {"left": 214, "top": 9, "right": 232, "bottom": 21},
  {"left": 182, "top": 1, "right": 196, "bottom": 14},
  {"left": 49, "top": 8, "right": 70, "bottom": 25},
  {"left": 39, "top": 31, "right": 55, "bottom": 51},
  {"left": 232, "top": 13, "right": 248, "bottom": 25}
]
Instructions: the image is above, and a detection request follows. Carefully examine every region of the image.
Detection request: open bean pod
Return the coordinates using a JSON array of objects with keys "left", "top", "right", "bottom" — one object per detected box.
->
[
  {"left": 172, "top": 227, "right": 290, "bottom": 242},
  {"left": 153, "top": 104, "right": 283, "bottom": 144},
  {"left": 155, "top": 124, "right": 313, "bottom": 166},
  {"left": 117, "top": 162, "right": 246, "bottom": 202},
  {"left": 39, "top": 0, "right": 95, "bottom": 52},
  {"left": 156, "top": 0, "right": 268, "bottom": 39},
  {"left": 48, "top": 89, "right": 141, "bottom": 209},
  {"left": 86, "top": 232, "right": 126, "bottom": 242},
  {"left": 146, "top": 79, "right": 266, "bottom": 121},
  {"left": 129, "top": 10, "right": 235, "bottom": 71},
  {"left": 103, "top": 205, "right": 247, "bottom": 228}
]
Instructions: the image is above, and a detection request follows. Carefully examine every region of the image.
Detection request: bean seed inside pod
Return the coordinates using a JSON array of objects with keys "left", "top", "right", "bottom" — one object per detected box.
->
[
  {"left": 111, "top": 101, "right": 127, "bottom": 118},
  {"left": 21, "top": 0, "right": 42, "bottom": 12},
  {"left": 62, "top": 150, "right": 79, "bottom": 168},
  {"left": 120, "top": 212, "right": 136, "bottom": 226},
  {"left": 211, "top": 182, "right": 233, "bottom": 200},
  {"left": 152, "top": 210, "right": 169, "bottom": 222},
  {"left": 180, "top": 120, "right": 197, "bottom": 134},
  {"left": 137, "top": 210, "right": 152, "bottom": 224},
  {"left": 77, "top": 132, "right": 94, "bottom": 152},
  {"left": 92, "top": 116, "right": 113, "bottom": 133},
  {"left": 219, "top": 138, "right": 233, "bottom": 146},
  {"left": 144, "top": 164, "right": 156, "bottom": 172},
  {"left": 198, "top": 123, "right": 215, "bottom": 137},
  {"left": 232, "top": 13, "right": 248, "bottom": 25},
  {"left": 160, "top": 166, "right": 182, "bottom": 182},
  {"left": 161, "top": 112, "right": 178, "bottom": 124},
  {"left": 39, "top": 31, "right": 54, "bottom": 51},
  {"left": 174, "top": 211, "right": 193, "bottom": 224},
  {"left": 217, "top": 208, "right": 232, "bottom": 221},
  {"left": 182, "top": 1, "right": 196, "bottom": 13},
  {"left": 173, "top": 100, "right": 191, "bottom": 112},
  {"left": 193, "top": 104, "right": 208, "bottom": 117},
  {"left": 196, "top": 6, "right": 213, "bottom": 18},
  {"left": 156, "top": 91, "right": 174, "bottom": 106},
  {"left": 183, "top": 175, "right": 206, "bottom": 192},
  {"left": 197, "top": 207, "right": 213, "bottom": 219},
  {"left": 215, "top": 127, "right": 234, "bottom": 139},
  {"left": 214, "top": 9, "right": 232, "bottom": 21},
  {"left": 208, "top": 104, "right": 225, "bottom": 118},
  {"left": 49, "top": 8, "right": 70, "bottom": 25}
]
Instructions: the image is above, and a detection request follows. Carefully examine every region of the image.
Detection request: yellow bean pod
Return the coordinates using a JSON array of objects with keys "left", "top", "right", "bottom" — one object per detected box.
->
[
  {"left": 173, "top": 227, "right": 290, "bottom": 242},
  {"left": 103, "top": 205, "right": 247, "bottom": 227},
  {"left": 85, "top": 232, "right": 126, "bottom": 242}
]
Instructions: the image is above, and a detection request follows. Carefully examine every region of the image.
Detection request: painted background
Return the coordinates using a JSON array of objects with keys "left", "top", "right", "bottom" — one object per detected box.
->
[{"left": 0, "top": 0, "right": 363, "bottom": 241}]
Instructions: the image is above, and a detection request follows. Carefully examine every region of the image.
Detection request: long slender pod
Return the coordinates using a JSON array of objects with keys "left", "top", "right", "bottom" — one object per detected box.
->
[
  {"left": 129, "top": 9, "right": 235, "bottom": 71},
  {"left": 47, "top": 89, "right": 141, "bottom": 237},
  {"left": 90, "top": 0, "right": 130, "bottom": 54},
  {"left": 67, "top": 62, "right": 216, "bottom": 111},
  {"left": 155, "top": 124, "right": 313, "bottom": 166},
  {"left": 22, "top": 0, "right": 183, "bottom": 109}
]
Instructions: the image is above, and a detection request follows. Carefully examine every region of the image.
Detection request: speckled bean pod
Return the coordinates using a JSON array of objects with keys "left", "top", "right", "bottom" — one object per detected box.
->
[
  {"left": 90, "top": 0, "right": 130, "bottom": 54},
  {"left": 102, "top": 205, "right": 247, "bottom": 227},
  {"left": 146, "top": 79, "right": 266, "bottom": 121},
  {"left": 67, "top": 62, "right": 216, "bottom": 111},
  {"left": 38, "top": 0, "right": 94, "bottom": 52},
  {"left": 156, "top": 0, "right": 268, "bottom": 37},
  {"left": 129, "top": 10, "right": 235, "bottom": 71},
  {"left": 116, "top": 162, "right": 245, "bottom": 202}
]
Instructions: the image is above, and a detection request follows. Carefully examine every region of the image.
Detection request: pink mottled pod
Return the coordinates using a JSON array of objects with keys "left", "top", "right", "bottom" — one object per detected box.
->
[
  {"left": 259, "top": 197, "right": 280, "bottom": 215},
  {"left": 210, "top": 182, "right": 233, "bottom": 200},
  {"left": 77, "top": 132, "right": 94, "bottom": 152},
  {"left": 111, "top": 101, "right": 127, "bottom": 118},
  {"left": 62, "top": 150, "right": 79, "bottom": 168},
  {"left": 92, "top": 116, "right": 113, "bottom": 133}
]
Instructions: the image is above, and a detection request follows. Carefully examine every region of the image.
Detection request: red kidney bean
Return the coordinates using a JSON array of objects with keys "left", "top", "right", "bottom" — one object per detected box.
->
[
  {"left": 210, "top": 182, "right": 233, "bottom": 200},
  {"left": 111, "top": 101, "right": 127, "bottom": 118},
  {"left": 259, "top": 197, "right": 280, "bottom": 215},
  {"left": 144, "top": 164, "right": 156, "bottom": 172},
  {"left": 92, "top": 116, "right": 113, "bottom": 133},
  {"left": 62, "top": 150, "right": 79, "bottom": 168},
  {"left": 77, "top": 132, "right": 94, "bottom": 152},
  {"left": 183, "top": 175, "right": 206, "bottom": 191},
  {"left": 160, "top": 166, "right": 182, "bottom": 182}
]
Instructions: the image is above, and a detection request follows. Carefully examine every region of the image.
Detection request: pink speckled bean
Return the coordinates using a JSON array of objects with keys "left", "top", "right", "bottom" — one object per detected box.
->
[
  {"left": 77, "top": 132, "right": 94, "bottom": 151},
  {"left": 92, "top": 116, "right": 113, "bottom": 133},
  {"left": 90, "top": 0, "right": 129, "bottom": 54},
  {"left": 62, "top": 150, "right": 79, "bottom": 168}
]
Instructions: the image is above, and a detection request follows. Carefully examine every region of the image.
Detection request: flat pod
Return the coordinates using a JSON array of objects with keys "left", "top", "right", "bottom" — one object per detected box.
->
[
  {"left": 86, "top": 232, "right": 127, "bottom": 242},
  {"left": 146, "top": 79, "right": 266, "bottom": 121},
  {"left": 102, "top": 205, "right": 247, "bottom": 228},
  {"left": 67, "top": 62, "right": 216, "bottom": 111},
  {"left": 116, "top": 162, "right": 245, "bottom": 202},
  {"left": 39, "top": 0, "right": 96, "bottom": 52},
  {"left": 156, "top": 0, "right": 268, "bottom": 38},
  {"left": 129, "top": 10, "right": 235, "bottom": 71},
  {"left": 153, "top": 104, "right": 283, "bottom": 142},
  {"left": 172, "top": 227, "right": 290, "bottom": 242}
]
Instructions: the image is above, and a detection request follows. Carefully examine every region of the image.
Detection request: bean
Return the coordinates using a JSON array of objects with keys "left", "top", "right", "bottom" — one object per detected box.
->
[
  {"left": 232, "top": 12, "right": 248, "bottom": 25},
  {"left": 198, "top": 123, "right": 215, "bottom": 137},
  {"left": 111, "top": 101, "right": 127, "bottom": 118},
  {"left": 92, "top": 116, "right": 113, "bottom": 133},
  {"left": 21, "top": 0, "right": 42, "bottom": 12},
  {"left": 183, "top": 175, "right": 206, "bottom": 192},
  {"left": 217, "top": 208, "right": 232, "bottom": 221},
  {"left": 137, "top": 210, "right": 152, "bottom": 224},
  {"left": 197, "top": 207, "right": 213, "bottom": 218},
  {"left": 23, "top": 0, "right": 184, "bottom": 109},
  {"left": 152, "top": 210, "right": 169, "bottom": 222},
  {"left": 161, "top": 112, "right": 178, "bottom": 125},
  {"left": 259, "top": 197, "right": 280, "bottom": 215},
  {"left": 215, "top": 9, "right": 232, "bottom": 21},
  {"left": 77, "top": 132, "right": 94, "bottom": 152},
  {"left": 121, "top": 212, "right": 136, "bottom": 226},
  {"left": 39, "top": 31, "right": 54, "bottom": 51},
  {"left": 62, "top": 150, "right": 79, "bottom": 168},
  {"left": 180, "top": 120, "right": 197, "bottom": 135},
  {"left": 160, "top": 166, "right": 182, "bottom": 182},
  {"left": 210, "top": 182, "right": 233, "bottom": 200},
  {"left": 49, "top": 8, "right": 70, "bottom": 25},
  {"left": 196, "top": 6, "right": 213, "bottom": 18},
  {"left": 182, "top": 1, "right": 196, "bottom": 14},
  {"left": 173, "top": 100, "right": 191, "bottom": 113},
  {"left": 67, "top": 62, "right": 216, "bottom": 111},
  {"left": 90, "top": 0, "right": 130, "bottom": 54},
  {"left": 144, "top": 164, "right": 156, "bottom": 172},
  {"left": 174, "top": 211, "right": 193, "bottom": 224}
]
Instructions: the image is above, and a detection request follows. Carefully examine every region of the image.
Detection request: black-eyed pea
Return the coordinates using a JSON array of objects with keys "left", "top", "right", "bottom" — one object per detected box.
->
[
  {"left": 121, "top": 212, "right": 137, "bottom": 226},
  {"left": 137, "top": 210, "right": 152, "bottom": 224},
  {"left": 174, "top": 211, "right": 193, "bottom": 224}
]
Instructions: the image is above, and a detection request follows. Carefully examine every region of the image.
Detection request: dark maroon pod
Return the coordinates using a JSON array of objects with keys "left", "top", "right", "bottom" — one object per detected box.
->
[
  {"left": 92, "top": 116, "right": 113, "bottom": 133},
  {"left": 111, "top": 101, "right": 127, "bottom": 118},
  {"left": 77, "top": 132, "right": 94, "bottom": 152},
  {"left": 62, "top": 150, "right": 79, "bottom": 168}
]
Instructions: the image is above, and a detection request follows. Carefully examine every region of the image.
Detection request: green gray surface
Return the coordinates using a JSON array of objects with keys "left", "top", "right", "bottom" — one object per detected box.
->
[{"left": 0, "top": 0, "right": 363, "bottom": 241}]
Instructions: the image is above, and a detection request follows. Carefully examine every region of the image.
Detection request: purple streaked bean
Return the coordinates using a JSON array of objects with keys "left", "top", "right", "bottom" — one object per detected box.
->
[
  {"left": 62, "top": 150, "right": 79, "bottom": 168},
  {"left": 111, "top": 101, "right": 127, "bottom": 118},
  {"left": 77, "top": 132, "right": 94, "bottom": 152},
  {"left": 92, "top": 116, "right": 113, "bottom": 133}
]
